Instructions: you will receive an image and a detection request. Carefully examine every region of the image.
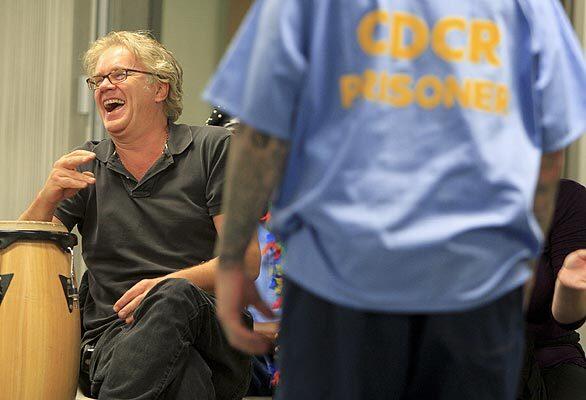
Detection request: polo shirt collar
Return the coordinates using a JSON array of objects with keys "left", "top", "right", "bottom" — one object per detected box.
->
[
  {"left": 167, "top": 123, "right": 193, "bottom": 156},
  {"left": 92, "top": 122, "right": 194, "bottom": 162}
]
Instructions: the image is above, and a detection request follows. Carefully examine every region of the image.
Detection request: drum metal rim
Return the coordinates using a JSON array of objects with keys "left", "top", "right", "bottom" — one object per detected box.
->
[
  {"left": 0, "top": 221, "right": 68, "bottom": 233},
  {"left": 0, "top": 230, "right": 78, "bottom": 252}
]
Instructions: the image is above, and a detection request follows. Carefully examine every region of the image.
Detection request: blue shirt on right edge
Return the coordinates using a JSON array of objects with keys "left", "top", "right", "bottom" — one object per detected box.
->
[{"left": 204, "top": 0, "right": 586, "bottom": 313}]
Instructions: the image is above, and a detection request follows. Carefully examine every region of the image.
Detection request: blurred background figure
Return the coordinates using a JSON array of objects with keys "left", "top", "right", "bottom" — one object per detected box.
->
[
  {"left": 519, "top": 179, "right": 586, "bottom": 400},
  {"left": 207, "top": 107, "right": 283, "bottom": 396},
  {"left": 207, "top": 1, "right": 586, "bottom": 399}
]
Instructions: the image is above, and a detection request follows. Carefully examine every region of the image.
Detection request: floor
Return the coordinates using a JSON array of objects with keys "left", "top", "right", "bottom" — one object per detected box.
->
[{"left": 76, "top": 388, "right": 271, "bottom": 400}]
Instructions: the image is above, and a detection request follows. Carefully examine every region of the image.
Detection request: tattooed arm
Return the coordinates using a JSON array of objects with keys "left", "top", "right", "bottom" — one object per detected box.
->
[
  {"left": 215, "top": 124, "right": 290, "bottom": 354},
  {"left": 533, "top": 150, "right": 564, "bottom": 239},
  {"left": 525, "top": 149, "right": 565, "bottom": 308}
]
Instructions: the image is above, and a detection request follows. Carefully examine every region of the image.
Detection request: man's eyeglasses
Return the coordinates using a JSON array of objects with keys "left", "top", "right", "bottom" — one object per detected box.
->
[{"left": 86, "top": 68, "right": 161, "bottom": 90}]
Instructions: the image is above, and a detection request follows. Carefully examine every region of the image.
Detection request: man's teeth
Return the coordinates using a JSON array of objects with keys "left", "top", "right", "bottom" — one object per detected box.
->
[{"left": 103, "top": 99, "right": 125, "bottom": 112}]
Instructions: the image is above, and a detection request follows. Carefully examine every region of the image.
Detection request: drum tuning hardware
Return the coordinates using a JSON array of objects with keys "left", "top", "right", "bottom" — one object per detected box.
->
[
  {"left": 59, "top": 247, "right": 79, "bottom": 312},
  {"left": 59, "top": 275, "right": 79, "bottom": 313},
  {"left": 0, "top": 274, "right": 14, "bottom": 306}
]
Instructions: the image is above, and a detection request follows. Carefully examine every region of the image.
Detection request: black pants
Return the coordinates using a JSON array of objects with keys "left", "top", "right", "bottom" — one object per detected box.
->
[
  {"left": 82, "top": 278, "right": 251, "bottom": 400},
  {"left": 277, "top": 279, "right": 524, "bottom": 400},
  {"left": 518, "top": 332, "right": 586, "bottom": 400},
  {"left": 541, "top": 362, "right": 586, "bottom": 399}
]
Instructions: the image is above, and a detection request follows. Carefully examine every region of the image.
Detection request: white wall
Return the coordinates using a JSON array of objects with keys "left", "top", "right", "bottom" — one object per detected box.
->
[
  {"left": 0, "top": 0, "right": 77, "bottom": 220},
  {"left": 0, "top": 0, "right": 92, "bottom": 277},
  {"left": 160, "top": 0, "right": 224, "bottom": 126},
  {"left": 565, "top": 1, "right": 586, "bottom": 186},
  {"left": 567, "top": 0, "right": 586, "bottom": 346}
]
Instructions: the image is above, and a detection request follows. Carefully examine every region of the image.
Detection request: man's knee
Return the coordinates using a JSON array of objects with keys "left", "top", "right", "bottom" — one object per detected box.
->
[
  {"left": 152, "top": 277, "right": 194, "bottom": 297},
  {"left": 139, "top": 278, "right": 213, "bottom": 316}
]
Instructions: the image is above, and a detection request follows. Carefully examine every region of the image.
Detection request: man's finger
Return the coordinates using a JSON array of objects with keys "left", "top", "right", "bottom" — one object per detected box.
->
[
  {"left": 114, "top": 283, "right": 144, "bottom": 312},
  {"left": 57, "top": 169, "right": 96, "bottom": 184},
  {"left": 54, "top": 176, "right": 89, "bottom": 190},
  {"left": 55, "top": 154, "right": 96, "bottom": 169},
  {"left": 118, "top": 294, "right": 144, "bottom": 320},
  {"left": 65, "top": 150, "right": 97, "bottom": 158}
]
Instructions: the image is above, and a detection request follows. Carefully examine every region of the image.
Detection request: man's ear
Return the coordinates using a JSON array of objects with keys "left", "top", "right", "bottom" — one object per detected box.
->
[{"left": 155, "top": 82, "right": 169, "bottom": 103}]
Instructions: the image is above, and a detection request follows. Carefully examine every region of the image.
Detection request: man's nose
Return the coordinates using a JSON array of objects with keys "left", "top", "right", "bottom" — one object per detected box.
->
[{"left": 97, "top": 77, "right": 115, "bottom": 91}]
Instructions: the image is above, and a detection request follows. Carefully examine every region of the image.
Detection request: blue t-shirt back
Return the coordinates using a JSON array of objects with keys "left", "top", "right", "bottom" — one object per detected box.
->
[{"left": 205, "top": 0, "right": 586, "bottom": 312}]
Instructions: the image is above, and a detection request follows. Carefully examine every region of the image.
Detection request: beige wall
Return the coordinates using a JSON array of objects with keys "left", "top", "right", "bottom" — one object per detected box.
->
[
  {"left": 109, "top": 0, "right": 151, "bottom": 32},
  {"left": 160, "top": 0, "right": 224, "bottom": 125},
  {"left": 0, "top": 0, "right": 79, "bottom": 221},
  {"left": 565, "top": 1, "right": 586, "bottom": 187},
  {"left": 566, "top": 0, "right": 586, "bottom": 345},
  {"left": 0, "top": 0, "right": 91, "bottom": 275}
]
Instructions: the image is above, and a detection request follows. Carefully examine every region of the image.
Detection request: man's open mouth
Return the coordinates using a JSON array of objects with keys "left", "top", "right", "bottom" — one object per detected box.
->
[{"left": 104, "top": 99, "right": 125, "bottom": 113}]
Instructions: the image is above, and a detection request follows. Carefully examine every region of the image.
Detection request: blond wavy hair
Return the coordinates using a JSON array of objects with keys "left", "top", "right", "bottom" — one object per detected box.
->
[{"left": 84, "top": 31, "right": 183, "bottom": 122}]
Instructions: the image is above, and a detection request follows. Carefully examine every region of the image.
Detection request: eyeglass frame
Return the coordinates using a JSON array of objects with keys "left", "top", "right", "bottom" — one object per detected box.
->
[{"left": 86, "top": 68, "right": 163, "bottom": 91}]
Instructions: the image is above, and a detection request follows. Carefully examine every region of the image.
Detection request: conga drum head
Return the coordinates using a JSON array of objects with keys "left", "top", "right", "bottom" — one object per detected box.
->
[{"left": 0, "top": 221, "right": 80, "bottom": 400}]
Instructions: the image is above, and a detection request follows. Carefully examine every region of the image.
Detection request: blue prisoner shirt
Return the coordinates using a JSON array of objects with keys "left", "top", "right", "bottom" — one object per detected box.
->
[{"left": 205, "top": 0, "right": 586, "bottom": 312}]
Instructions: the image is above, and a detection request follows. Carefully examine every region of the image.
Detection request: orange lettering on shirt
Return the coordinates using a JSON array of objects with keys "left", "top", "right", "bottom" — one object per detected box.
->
[
  {"left": 357, "top": 10, "right": 391, "bottom": 55},
  {"left": 415, "top": 75, "right": 443, "bottom": 109},
  {"left": 391, "top": 12, "right": 429, "bottom": 60},
  {"left": 432, "top": 17, "right": 467, "bottom": 62},
  {"left": 470, "top": 20, "right": 501, "bottom": 67},
  {"left": 340, "top": 74, "right": 364, "bottom": 108}
]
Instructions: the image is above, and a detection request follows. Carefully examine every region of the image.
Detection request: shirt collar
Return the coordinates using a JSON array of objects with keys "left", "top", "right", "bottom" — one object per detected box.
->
[{"left": 92, "top": 123, "right": 194, "bottom": 162}]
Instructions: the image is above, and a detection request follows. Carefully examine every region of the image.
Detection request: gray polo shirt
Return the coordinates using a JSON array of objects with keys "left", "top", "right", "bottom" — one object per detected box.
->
[{"left": 55, "top": 123, "right": 230, "bottom": 340}]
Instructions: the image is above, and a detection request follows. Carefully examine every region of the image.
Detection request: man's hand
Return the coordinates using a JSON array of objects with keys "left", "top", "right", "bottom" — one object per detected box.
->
[
  {"left": 552, "top": 249, "right": 586, "bottom": 324},
  {"left": 114, "top": 277, "right": 165, "bottom": 324},
  {"left": 40, "top": 150, "right": 96, "bottom": 204},
  {"left": 216, "top": 265, "right": 274, "bottom": 355},
  {"left": 19, "top": 150, "right": 96, "bottom": 222}
]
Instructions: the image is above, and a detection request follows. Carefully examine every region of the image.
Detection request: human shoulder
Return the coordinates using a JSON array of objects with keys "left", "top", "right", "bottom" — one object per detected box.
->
[
  {"left": 73, "top": 139, "right": 106, "bottom": 152},
  {"left": 517, "top": 0, "right": 572, "bottom": 47},
  {"left": 186, "top": 124, "right": 231, "bottom": 153},
  {"left": 550, "top": 179, "right": 586, "bottom": 231},
  {"left": 170, "top": 124, "right": 231, "bottom": 168},
  {"left": 558, "top": 179, "right": 586, "bottom": 206},
  {"left": 68, "top": 139, "right": 111, "bottom": 171},
  {"left": 517, "top": 0, "right": 558, "bottom": 20},
  {"left": 189, "top": 124, "right": 231, "bottom": 143}
]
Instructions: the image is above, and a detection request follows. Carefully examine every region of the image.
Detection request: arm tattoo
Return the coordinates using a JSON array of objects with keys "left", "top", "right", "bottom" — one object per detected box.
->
[
  {"left": 533, "top": 150, "right": 564, "bottom": 238},
  {"left": 251, "top": 132, "right": 270, "bottom": 148},
  {"left": 524, "top": 149, "right": 564, "bottom": 309},
  {"left": 217, "top": 125, "right": 290, "bottom": 269}
]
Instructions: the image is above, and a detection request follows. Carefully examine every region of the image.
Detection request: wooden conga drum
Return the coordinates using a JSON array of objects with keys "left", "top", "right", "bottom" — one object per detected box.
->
[{"left": 0, "top": 221, "right": 80, "bottom": 400}]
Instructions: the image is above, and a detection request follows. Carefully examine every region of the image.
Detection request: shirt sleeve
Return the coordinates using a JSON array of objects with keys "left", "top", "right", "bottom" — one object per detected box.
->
[
  {"left": 204, "top": 132, "right": 231, "bottom": 216},
  {"left": 54, "top": 191, "right": 87, "bottom": 232},
  {"left": 527, "top": 0, "right": 586, "bottom": 152},
  {"left": 203, "top": 0, "right": 309, "bottom": 140},
  {"left": 547, "top": 179, "right": 586, "bottom": 329},
  {"left": 548, "top": 180, "right": 586, "bottom": 272}
]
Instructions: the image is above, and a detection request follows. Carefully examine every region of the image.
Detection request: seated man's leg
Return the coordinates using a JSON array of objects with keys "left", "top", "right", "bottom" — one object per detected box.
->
[
  {"left": 91, "top": 278, "right": 251, "bottom": 400},
  {"left": 160, "top": 347, "right": 215, "bottom": 400}
]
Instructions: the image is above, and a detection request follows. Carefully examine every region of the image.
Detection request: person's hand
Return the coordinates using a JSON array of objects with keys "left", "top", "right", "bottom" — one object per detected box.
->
[
  {"left": 253, "top": 321, "right": 279, "bottom": 342},
  {"left": 216, "top": 264, "right": 275, "bottom": 355},
  {"left": 39, "top": 150, "right": 96, "bottom": 205},
  {"left": 553, "top": 250, "right": 586, "bottom": 324},
  {"left": 113, "top": 277, "right": 165, "bottom": 324},
  {"left": 557, "top": 249, "right": 586, "bottom": 290}
]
